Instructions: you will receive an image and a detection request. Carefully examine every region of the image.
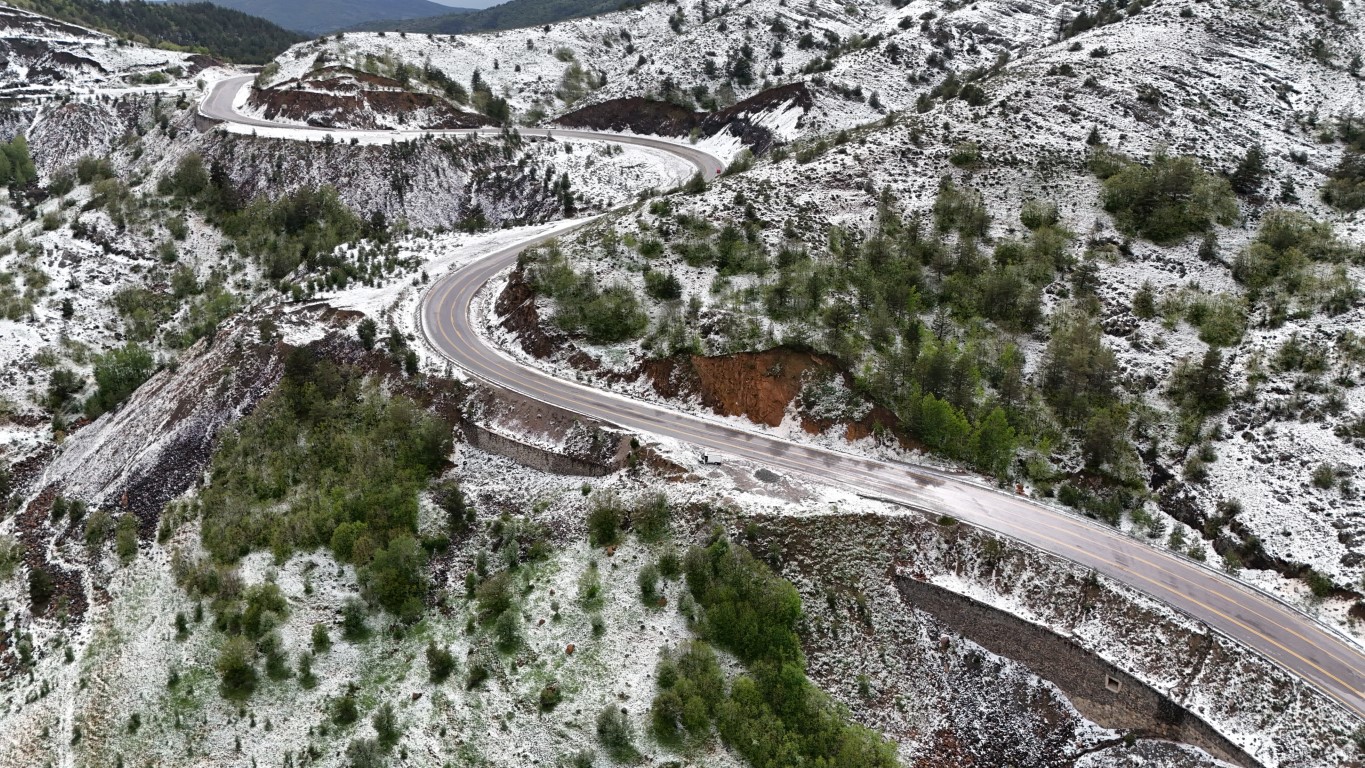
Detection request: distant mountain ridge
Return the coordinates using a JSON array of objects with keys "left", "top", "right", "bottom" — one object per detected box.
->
[
  {"left": 197, "top": 0, "right": 470, "bottom": 35},
  {"left": 350, "top": 0, "right": 648, "bottom": 34}
]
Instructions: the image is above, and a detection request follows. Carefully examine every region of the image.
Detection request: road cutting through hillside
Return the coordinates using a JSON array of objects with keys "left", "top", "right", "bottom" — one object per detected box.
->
[{"left": 202, "top": 75, "right": 1365, "bottom": 724}]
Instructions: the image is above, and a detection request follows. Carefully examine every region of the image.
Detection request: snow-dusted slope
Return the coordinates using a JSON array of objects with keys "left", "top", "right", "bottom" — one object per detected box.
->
[
  {"left": 452, "top": 0, "right": 1365, "bottom": 610},
  {"left": 250, "top": 0, "right": 1056, "bottom": 135},
  {"left": 0, "top": 1, "right": 1362, "bottom": 766},
  {"left": 0, "top": 5, "right": 223, "bottom": 95}
]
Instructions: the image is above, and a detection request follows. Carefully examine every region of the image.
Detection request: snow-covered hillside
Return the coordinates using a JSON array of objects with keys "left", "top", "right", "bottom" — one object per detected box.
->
[
  {"left": 0, "top": 4, "right": 225, "bottom": 96},
  {"left": 245, "top": 0, "right": 1052, "bottom": 137},
  {"left": 0, "top": 1, "right": 1363, "bottom": 767},
  {"left": 436, "top": 0, "right": 1365, "bottom": 620}
]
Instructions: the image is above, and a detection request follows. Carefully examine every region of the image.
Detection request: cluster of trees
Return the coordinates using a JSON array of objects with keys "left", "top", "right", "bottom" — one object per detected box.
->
[
  {"left": 651, "top": 640, "right": 726, "bottom": 745},
  {"left": 920, "top": 58, "right": 1004, "bottom": 111},
  {"left": 229, "top": 185, "right": 367, "bottom": 285},
  {"left": 1228, "top": 144, "right": 1269, "bottom": 197},
  {"left": 0, "top": 136, "right": 36, "bottom": 189},
  {"left": 1324, "top": 118, "right": 1365, "bottom": 211},
  {"left": 113, "top": 267, "right": 238, "bottom": 350},
  {"left": 415, "top": 62, "right": 471, "bottom": 105},
  {"left": 346, "top": 699, "right": 404, "bottom": 765},
  {"left": 209, "top": 583, "right": 289, "bottom": 699},
  {"left": 199, "top": 348, "right": 451, "bottom": 622},
  {"left": 13, "top": 0, "right": 302, "bottom": 63},
  {"left": 526, "top": 244, "right": 649, "bottom": 343},
  {"left": 356, "top": 317, "right": 423, "bottom": 377},
  {"left": 646, "top": 538, "right": 899, "bottom": 767},
  {"left": 176, "top": 348, "right": 459, "bottom": 698},
  {"left": 1324, "top": 151, "right": 1365, "bottom": 211},
  {"left": 1168, "top": 349, "right": 1230, "bottom": 421},
  {"left": 583, "top": 491, "right": 671, "bottom": 548},
  {"left": 1062, "top": 0, "right": 1154, "bottom": 37},
  {"left": 1231, "top": 209, "right": 1360, "bottom": 319},
  {"left": 1038, "top": 313, "right": 1118, "bottom": 426},
  {"left": 0, "top": 257, "right": 47, "bottom": 322},
  {"left": 475, "top": 570, "right": 524, "bottom": 652},
  {"left": 458, "top": 508, "right": 557, "bottom": 655},
  {"left": 160, "top": 153, "right": 378, "bottom": 293},
  {"left": 1092, "top": 148, "right": 1237, "bottom": 244},
  {"left": 85, "top": 342, "right": 155, "bottom": 418},
  {"left": 654, "top": 206, "right": 772, "bottom": 277},
  {"left": 556, "top": 60, "right": 605, "bottom": 106},
  {"left": 469, "top": 69, "right": 512, "bottom": 124},
  {"left": 0, "top": 534, "right": 21, "bottom": 582}
]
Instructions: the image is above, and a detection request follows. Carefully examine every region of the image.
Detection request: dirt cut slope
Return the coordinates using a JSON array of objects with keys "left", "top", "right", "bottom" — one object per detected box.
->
[
  {"left": 557, "top": 82, "right": 812, "bottom": 154},
  {"left": 644, "top": 346, "right": 908, "bottom": 444},
  {"left": 248, "top": 66, "right": 495, "bottom": 130}
]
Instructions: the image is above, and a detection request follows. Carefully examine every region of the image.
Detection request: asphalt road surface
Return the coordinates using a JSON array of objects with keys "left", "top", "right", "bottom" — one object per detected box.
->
[
  {"left": 203, "top": 76, "right": 1365, "bottom": 723},
  {"left": 200, "top": 75, "right": 727, "bottom": 176}
]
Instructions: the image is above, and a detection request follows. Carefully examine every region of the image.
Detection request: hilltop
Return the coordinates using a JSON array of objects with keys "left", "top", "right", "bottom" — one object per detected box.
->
[
  {"left": 205, "top": 0, "right": 468, "bottom": 35},
  {"left": 350, "top": 0, "right": 650, "bottom": 34}
]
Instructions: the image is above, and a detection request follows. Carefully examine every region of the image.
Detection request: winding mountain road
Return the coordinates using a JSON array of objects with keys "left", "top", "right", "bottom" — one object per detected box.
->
[{"left": 202, "top": 76, "right": 1365, "bottom": 726}]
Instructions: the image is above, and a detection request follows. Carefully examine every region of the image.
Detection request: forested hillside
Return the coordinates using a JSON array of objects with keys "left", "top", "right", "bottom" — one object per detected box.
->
[{"left": 202, "top": 0, "right": 464, "bottom": 35}]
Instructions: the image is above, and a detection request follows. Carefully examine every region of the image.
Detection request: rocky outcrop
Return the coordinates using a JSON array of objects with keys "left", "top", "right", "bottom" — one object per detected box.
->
[
  {"left": 39, "top": 313, "right": 286, "bottom": 524},
  {"left": 199, "top": 129, "right": 564, "bottom": 231},
  {"left": 27, "top": 100, "right": 134, "bottom": 175}
]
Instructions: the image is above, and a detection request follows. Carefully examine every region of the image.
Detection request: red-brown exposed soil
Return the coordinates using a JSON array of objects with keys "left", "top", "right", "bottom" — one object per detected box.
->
[
  {"left": 557, "top": 82, "right": 812, "bottom": 154},
  {"left": 250, "top": 66, "right": 494, "bottom": 130},
  {"left": 645, "top": 349, "right": 816, "bottom": 427},
  {"left": 495, "top": 269, "right": 908, "bottom": 447},
  {"left": 643, "top": 348, "right": 910, "bottom": 446},
  {"left": 495, "top": 265, "right": 558, "bottom": 359}
]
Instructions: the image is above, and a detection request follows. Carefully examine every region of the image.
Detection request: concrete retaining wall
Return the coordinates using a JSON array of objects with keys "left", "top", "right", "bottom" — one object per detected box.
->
[
  {"left": 896, "top": 576, "right": 1263, "bottom": 768},
  {"left": 194, "top": 112, "right": 223, "bottom": 132},
  {"left": 458, "top": 419, "right": 617, "bottom": 477}
]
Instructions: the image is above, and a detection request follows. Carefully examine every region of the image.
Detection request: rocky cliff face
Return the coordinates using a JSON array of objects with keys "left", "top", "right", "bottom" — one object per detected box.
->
[
  {"left": 39, "top": 312, "right": 285, "bottom": 517},
  {"left": 198, "top": 129, "right": 567, "bottom": 230},
  {"left": 27, "top": 99, "right": 139, "bottom": 175}
]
